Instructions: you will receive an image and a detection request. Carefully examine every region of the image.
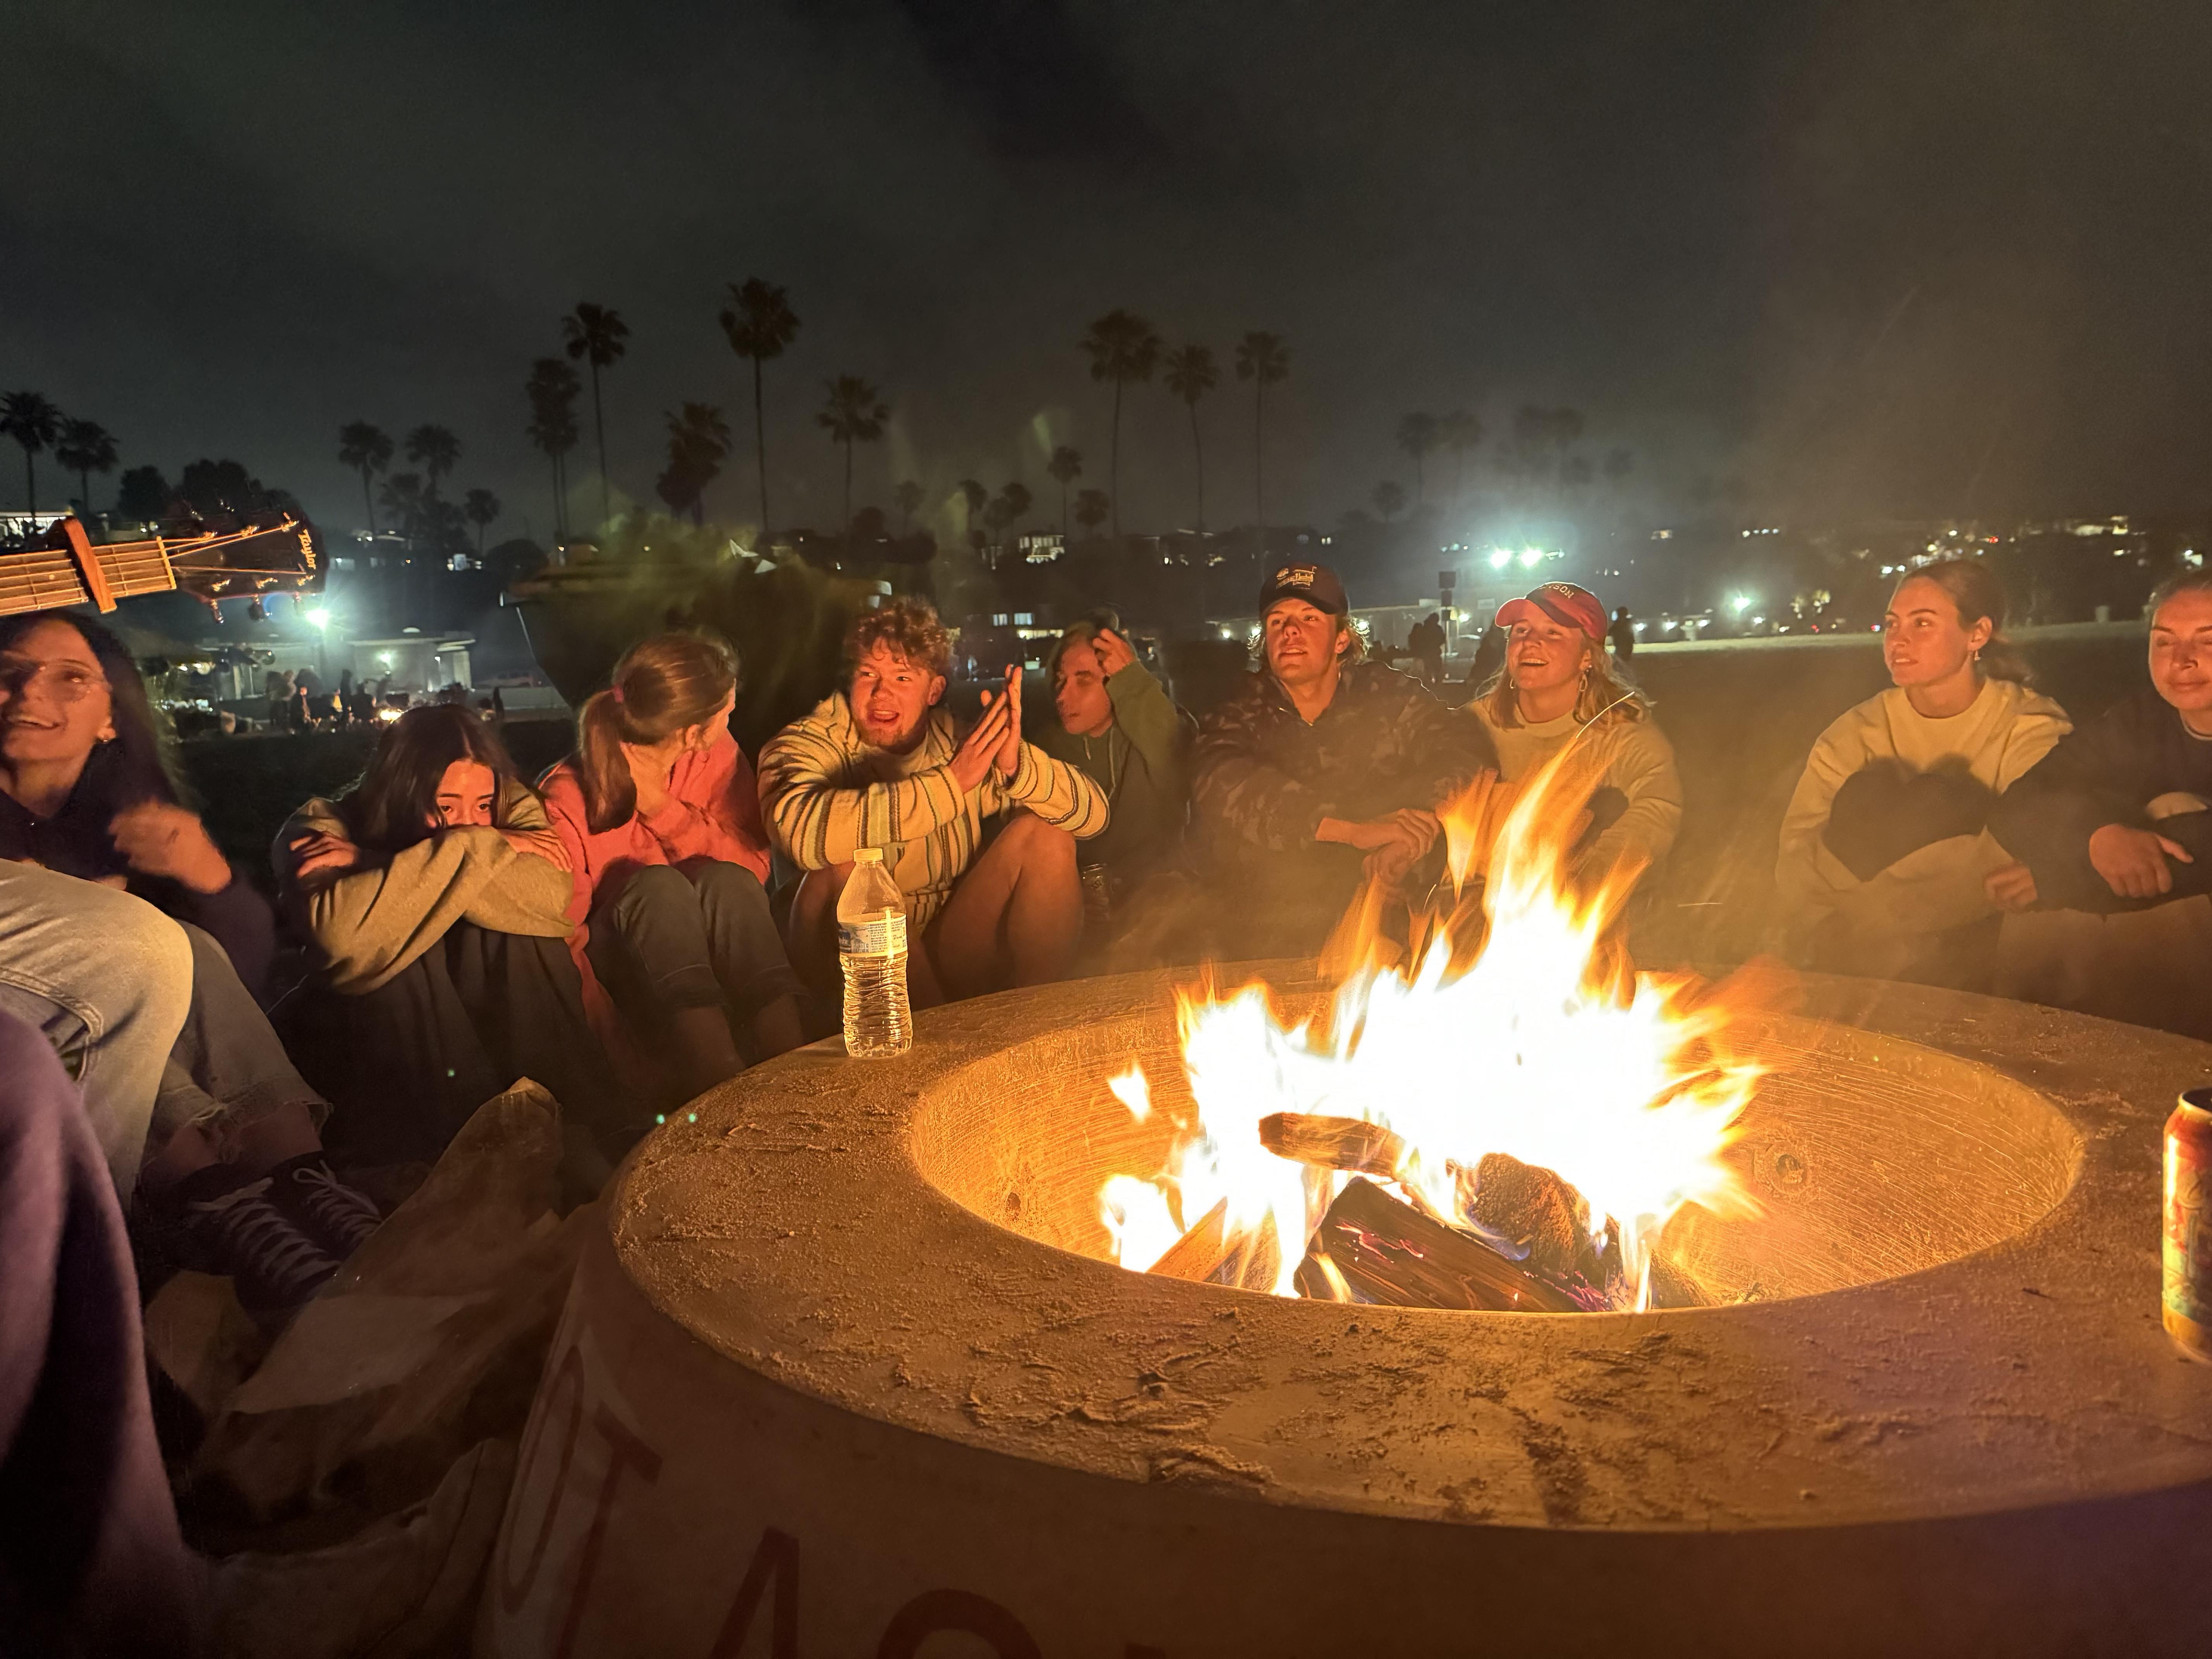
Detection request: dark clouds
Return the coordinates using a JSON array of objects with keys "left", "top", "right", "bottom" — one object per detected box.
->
[{"left": 3, "top": 1, "right": 2210, "bottom": 541}]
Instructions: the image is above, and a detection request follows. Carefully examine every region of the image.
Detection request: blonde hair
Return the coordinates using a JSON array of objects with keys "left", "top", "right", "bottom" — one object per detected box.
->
[
  {"left": 1477, "top": 629, "right": 1648, "bottom": 730},
  {"left": 575, "top": 630, "right": 739, "bottom": 833}
]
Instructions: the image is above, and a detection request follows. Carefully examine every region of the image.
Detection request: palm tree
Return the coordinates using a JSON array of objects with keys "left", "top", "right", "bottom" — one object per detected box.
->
[
  {"left": 656, "top": 403, "right": 732, "bottom": 526},
  {"left": 984, "top": 481, "right": 1034, "bottom": 550},
  {"left": 1372, "top": 480, "right": 1407, "bottom": 523},
  {"left": 1396, "top": 412, "right": 1439, "bottom": 506},
  {"left": 563, "top": 301, "right": 630, "bottom": 526},
  {"left": 1162, "top": 345, "right": 1218, "bottom": 532},
  {"left": 957, "top": 478, "right": 989, "bottom": 551},
  {"left": 0, "top": 392, "right": 61, "bottom": 515},
  {"left": 525, "top": 359, "right": 582, "bottom": 540},
  {"left": 337, "top": 421, "right": 395, "bottom": 532},
  {"left": 815, "top": 376, "right": 889, "bottom": 535},
  {"left": 379, "top": 471, "right": 426, "bottom": 548},
  {"left": 404, "top": 425, "right": 462, "bottom": 498},
  {"left": 893, "top": 479, "right": 925, "bottom": 533},
  {"left": 1439, "top": 409, "right": 1483, "bottom": 507},
  {"left": 718, "top": 278, "right": 800, "bottom": 534},
  {"left": 55, "top": 419, "right": 118, "bottom": 515},
  {"left": 464, "top": 488, "right": 501, "bottom": 553},
  {"left": 1074, "top": 488, "right": 1110, "bottom": 539},
  {"left": 1078, "top": 309, "right": 1163, "bottom": 539},
  {"left": 1046, "top": 445, "right": 1083, "bottom": 538},
  {"left": 1234, "top": 332, "right": 1290, "bottom": 534}
]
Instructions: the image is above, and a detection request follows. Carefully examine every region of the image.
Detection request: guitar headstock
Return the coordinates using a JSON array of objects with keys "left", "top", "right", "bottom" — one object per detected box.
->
[{"left": 161, "top": 511, "right": 326, "bottom": 606}]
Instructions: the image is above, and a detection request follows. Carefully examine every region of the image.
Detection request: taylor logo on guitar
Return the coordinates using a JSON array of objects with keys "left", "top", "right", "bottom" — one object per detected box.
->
[{"left": 0, "top": 512, "right": 324, "bottom": 620}]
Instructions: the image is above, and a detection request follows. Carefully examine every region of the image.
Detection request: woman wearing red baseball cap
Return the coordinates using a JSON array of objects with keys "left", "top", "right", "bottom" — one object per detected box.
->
[{"left": 1467, "top": 580, "right": 1682, "bottom": 883}]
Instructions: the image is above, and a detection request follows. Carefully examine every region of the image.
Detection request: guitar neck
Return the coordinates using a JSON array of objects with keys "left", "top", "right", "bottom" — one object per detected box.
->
[{"left": 0, "top": 536, "right": 179, "bottom": 619}]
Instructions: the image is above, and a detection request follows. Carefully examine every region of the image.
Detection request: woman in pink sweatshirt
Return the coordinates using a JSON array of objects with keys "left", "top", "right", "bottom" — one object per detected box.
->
[{"left": 540, "top": 631, "right": 805, "bottom": 1097}]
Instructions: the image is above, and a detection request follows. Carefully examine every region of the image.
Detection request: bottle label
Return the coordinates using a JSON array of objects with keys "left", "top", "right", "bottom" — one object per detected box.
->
[{"left": 840, "top": 912, "right": 907, "bottom": 958}]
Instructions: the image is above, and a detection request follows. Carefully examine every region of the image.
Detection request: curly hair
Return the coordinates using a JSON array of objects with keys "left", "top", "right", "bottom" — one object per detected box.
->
[{"left": 848, "top": 596, "right": 952, "bottom": 680}]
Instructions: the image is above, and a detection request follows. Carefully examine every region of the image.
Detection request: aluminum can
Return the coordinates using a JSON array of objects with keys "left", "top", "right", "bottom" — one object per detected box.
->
[{"left": 2164, "top": 1087, "right": 2212, "bottom": 1363}]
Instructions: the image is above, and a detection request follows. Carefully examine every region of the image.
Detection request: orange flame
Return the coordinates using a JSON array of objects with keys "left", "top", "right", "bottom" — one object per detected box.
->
[{"left": 1100, "top": 738, "right": 1770, "bottom": 1310}]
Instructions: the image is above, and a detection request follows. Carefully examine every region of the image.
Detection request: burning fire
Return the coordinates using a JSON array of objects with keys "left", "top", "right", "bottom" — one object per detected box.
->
[{"left": 1099, "top": 744, "right": 1769, "bottom": 1311}]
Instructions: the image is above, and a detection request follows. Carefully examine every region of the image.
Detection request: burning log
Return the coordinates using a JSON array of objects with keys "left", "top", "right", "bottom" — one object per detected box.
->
[
  {"left": 1257, "top": 1112, "right": 1407, "bottom": 1177},
  {"left": 1296, "top": 1176, "right": 1583, "bottom": 1314},
  {"left": 1465, "top": 1152, "right": 1589, "bottom": 1283},
  {"left": 1146, "top": 1199, "right": 1281, "bottom": 1293}
]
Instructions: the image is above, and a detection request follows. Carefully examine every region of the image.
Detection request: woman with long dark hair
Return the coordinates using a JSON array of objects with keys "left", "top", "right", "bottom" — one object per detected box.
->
[
  {"left": 275, "top": 704, "right": 622, "bottom": 1164},
  {"left": 539, "top": 631, "right": 804, "bottom": 1100},
  {"left": 0, "top": 612, "right": 380, "bottom": 1312},
  {"left": 1776, "top": 557, "right": 2071, "bottom": 987}
]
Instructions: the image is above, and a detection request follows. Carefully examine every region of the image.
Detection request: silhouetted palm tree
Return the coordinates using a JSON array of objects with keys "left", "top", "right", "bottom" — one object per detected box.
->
[
  {"left": 893, "top": 479, "right": 925, "bottom": 533},
  {"left": 718, "top": 278, "right": 800, "bottom": 534},
  {"left": 379, "top": 471, "right": 425, "bottom": 548},
  {"left": 656, "top": 403, "right": 732, "bottom": 526},
  {"left": 816, "top": 376, "right": 888, "bottom": 534},
  {"left": 464, "top": 488, "right": 501, "bottom": 553},
  {"left": 1372, "top": 480, "right": 1406, "bottom": 522},
  {"left": 55, "top": 419, "right": 118, "bottom": 516},
  {"left": 1079, "top": 309, "right": 1162, "bottom": 539},
  {"left": 1439, "top": 409, "right": 1483, "bottom": 507},
  {"left": 1163, "top": 345, "right": 1218, "bottom": 532},
  {"left": 1396, "top": 412, "right": 1439, "bottom": 506},
  {"left": 957, "top": 478, "right": 989, "bottom": 551},
  {"left": 0, "top": 392, "right": 61, "bottom": 515},
  {"left": 984, "top": 481, "right": 1033, "bottom": 549},
  {"left": 1075, "top": 488, "right": 1110, "bottom": 539},
  {"left": 563, "top": 301, "right": 630, "bottom": 526},
  {"left": 525, "top": 359, "right": 582, "bottom": 540},
  {"left": 1234, "top": 332, "right": 1289, "bottom": 534},
  {"left": 1046, "top": 446, "right": 1083, "bottom": 538},
  {"left": 404, "top": 426, "right": 462, "bottom": 498},
  {"left": 338, "top": 421, "right": 395, "bottom": 533}
]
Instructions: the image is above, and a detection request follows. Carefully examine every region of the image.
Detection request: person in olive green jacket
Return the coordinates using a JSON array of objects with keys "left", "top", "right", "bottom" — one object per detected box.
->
[{"left": 1035, "top": 617, "right": 1194, "bottom": 915}]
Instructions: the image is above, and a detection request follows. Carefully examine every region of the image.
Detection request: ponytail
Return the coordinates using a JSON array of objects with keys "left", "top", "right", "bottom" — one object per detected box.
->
[
  {"left": 1895, "top": 558, "right": 2031, "bottom": 686},
  {"left": 573, "top": 630, "right": 740, "bottom": 835}
]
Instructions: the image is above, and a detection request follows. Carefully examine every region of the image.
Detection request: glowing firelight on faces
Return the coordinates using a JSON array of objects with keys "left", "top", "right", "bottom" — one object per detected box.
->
[{"left": 1098, "top": 747, "right": 1765, "bottom": 1310}]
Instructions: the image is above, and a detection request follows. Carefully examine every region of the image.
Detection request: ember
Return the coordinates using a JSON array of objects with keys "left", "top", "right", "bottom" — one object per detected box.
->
[{"left": 1099, "top": 746, "right": 1770, "bottom": 1311}]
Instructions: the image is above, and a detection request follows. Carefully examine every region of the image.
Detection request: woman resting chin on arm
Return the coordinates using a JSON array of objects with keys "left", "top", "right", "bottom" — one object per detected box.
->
[{"left": 274, "top": 704, "right": 623, "bottom": 1170}]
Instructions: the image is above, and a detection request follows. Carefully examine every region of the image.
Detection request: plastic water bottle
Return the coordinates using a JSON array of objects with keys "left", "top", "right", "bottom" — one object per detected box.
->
[{"left": 838, "top": 847, "right": 912, "bottom": 1057}]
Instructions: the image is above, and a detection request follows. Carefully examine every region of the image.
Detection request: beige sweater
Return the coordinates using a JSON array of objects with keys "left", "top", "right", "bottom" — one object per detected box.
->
[
  {"left": 1468, "top": 701, "right": 1684, "bottom": 878},
  {"left": 272, "top": 779, "right": 574, "bottom": 994},
  {"left": 758, "top": 692, "right": 1108, "bottom": 932},
  {"left": 1775, "top": 677, "right": 2071, "bottom": 945}
]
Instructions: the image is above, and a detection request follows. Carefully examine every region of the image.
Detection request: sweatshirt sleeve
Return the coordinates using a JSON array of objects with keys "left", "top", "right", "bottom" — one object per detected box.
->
[
  {"left": 1990, "top": 697, "right": 2166, "bottom": 900},
  {"left": 1580, "top": 720, "right": 1683, "bottom": 879},
  {"left": 275, "top": 788, "right": 569, "bottom": 994},
  {"left": 759, "top": 715, "right": 973, "bottom": 870},
  {"left": 1773, "top": 707, "right": 1871, "bottom": 935},
  {"left": 996, "top": 741, "right": 1111, "bottom": 838},
  {"left": 1105, "top": 665, "right": 1188, "bottom": 805}
]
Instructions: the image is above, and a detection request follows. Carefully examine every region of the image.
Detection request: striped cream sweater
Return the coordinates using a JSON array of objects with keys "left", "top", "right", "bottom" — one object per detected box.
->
[{"left": 759, "top": 692, "right": 1109, "bottom": 930}]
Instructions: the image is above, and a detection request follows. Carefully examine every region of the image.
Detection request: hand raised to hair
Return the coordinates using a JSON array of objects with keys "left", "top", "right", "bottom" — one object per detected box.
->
[{"left": 1093, "top": 628, "right": 1138, "bottom": 678}]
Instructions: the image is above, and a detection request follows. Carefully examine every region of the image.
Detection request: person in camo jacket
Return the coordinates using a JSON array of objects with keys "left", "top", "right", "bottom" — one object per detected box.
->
[{"left": 1192, "top": 561, "right": 1497, "bottom": 955}]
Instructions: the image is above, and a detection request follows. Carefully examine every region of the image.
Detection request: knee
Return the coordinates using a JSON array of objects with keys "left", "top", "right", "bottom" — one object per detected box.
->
[
  {"left": 689, "top": 859, "right": 767, "bottom": 907},
  {"left": 609, "top": 863, "right": 695, "bottom": 922},
  {"left": 1006, "top": 814, "right": 1077, "bottom": 870}
]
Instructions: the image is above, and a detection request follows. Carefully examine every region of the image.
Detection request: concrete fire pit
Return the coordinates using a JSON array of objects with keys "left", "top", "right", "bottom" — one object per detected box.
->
[{"left": 483, "top": 970, "right": 2212, "bottom": 1657}]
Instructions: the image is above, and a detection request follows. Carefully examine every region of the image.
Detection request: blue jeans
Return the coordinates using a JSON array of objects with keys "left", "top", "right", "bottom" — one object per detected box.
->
[{"left": 0, "top": 863, "right": 191, "bottom": 1198}]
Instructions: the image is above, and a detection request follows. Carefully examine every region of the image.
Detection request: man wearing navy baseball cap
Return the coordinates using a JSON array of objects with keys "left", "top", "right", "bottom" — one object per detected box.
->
[{"left": 1190, "top": 560, "right": 1496, "bottom": 951}]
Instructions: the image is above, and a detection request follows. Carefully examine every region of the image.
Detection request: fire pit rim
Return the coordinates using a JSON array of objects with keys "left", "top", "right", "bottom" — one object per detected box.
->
[{"left": 608, "top": 967, "right": 2212, "bottom": 1532}]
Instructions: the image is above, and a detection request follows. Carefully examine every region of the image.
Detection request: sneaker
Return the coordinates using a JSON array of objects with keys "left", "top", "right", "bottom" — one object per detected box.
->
[
  {"left": 266, "top": 1154, "right": 385, "bottom": 1261},
  {"left": 181, "top": 1178, "right": 340, "bottom": 1313}
]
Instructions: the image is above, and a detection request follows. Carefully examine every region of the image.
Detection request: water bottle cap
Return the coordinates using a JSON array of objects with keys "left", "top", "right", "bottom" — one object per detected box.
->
[{"left": 854, "top": 847, "right": 883, "bottom": 864}]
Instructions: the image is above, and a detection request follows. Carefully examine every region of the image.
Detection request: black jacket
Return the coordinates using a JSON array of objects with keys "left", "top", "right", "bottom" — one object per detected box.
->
[{"left": 1989, "top": 686, "right": 2212, "bottom": 912}]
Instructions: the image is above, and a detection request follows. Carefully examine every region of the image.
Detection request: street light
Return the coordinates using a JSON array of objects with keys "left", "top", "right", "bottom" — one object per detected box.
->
[{"left": 1729, "top": 593, "right": 1753, "bottom": 617}]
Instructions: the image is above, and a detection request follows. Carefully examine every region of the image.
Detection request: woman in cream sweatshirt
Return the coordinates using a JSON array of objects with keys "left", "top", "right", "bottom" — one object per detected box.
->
[
  {"left": 1465, "top": 580, "right": 1683, "bottom": 885},
  {"left": 1775, "top": 558, "right": 2069, "bottom": 987}
]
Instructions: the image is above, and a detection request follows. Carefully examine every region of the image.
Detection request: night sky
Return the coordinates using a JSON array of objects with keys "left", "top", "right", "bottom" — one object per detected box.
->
[{"left": 7, "top": 1, "right": 2212, "bottom": 543}]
